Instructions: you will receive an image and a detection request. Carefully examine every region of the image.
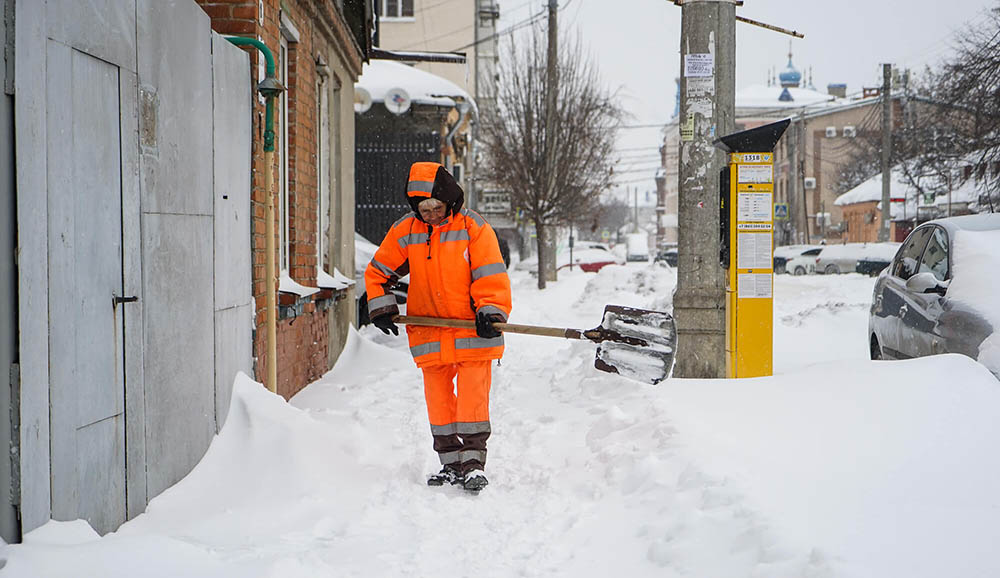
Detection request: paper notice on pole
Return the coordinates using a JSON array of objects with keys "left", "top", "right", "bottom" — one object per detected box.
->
[
  {"left": 737, "top": 164, "right": 773, "bottom": 184},
  {"left": 737, "top": 232, "right": 773, "bottom": 269},
  {"left": 737, "top": 192, "right": 772, "bottom": 222},
  {"left": 686, "top": 76, "right": 714, "bottom": 96},
  {"left": 738, "top": 273, "right": 773, "bottom": 299},
  {"left": 684, "top": 53, "right": 714, "bottom": 77},
  {"left": 680, "top": 113, "right": 695, "bottom": 141}
]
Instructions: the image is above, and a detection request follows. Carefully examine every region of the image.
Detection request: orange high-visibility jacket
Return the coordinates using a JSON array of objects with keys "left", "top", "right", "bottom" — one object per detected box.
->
[{"left": 365, "top": 162, "right": 512, "bottom": 367}]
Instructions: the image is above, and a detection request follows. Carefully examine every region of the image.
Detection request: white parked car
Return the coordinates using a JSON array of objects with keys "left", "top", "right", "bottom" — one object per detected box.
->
[
  {"left": 625, "top": 233, "right": 650, "bottom": 262},
  {"left": 774, "top": 244, "right": 822, "bottom": 275},
  {"left": 814, "top": 242, "right": 901, "bottom": 275},
  {"left": 784, "top": 247, "right": 823, "bottom": 275}
]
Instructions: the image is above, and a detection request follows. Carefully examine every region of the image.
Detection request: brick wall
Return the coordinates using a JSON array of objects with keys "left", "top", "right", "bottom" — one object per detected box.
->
[
  {"left": 254, "top": 300, "right": 331, "bottom": 400},
  {"left": 197, "top": 0, "right": 363, "bottom": 398}
]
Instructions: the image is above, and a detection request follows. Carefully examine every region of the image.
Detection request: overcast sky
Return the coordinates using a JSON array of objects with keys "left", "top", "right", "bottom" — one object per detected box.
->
[{"left": 498, "top": 0, "right": 993, "bottom": 196}]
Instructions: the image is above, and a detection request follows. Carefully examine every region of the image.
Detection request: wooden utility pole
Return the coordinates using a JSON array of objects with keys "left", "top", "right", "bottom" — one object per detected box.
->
[
  {"left": 538, "top": 0, "right": 559, "bottom": 287},
  {"left": 674, "top": 0, "right": 736, "bottom": 378},
  {"left": 633, "top": 187, "right": 639, "bottom": 231},
  {"left": 879, "top": 63, "right": 892, "bottom": 242}
]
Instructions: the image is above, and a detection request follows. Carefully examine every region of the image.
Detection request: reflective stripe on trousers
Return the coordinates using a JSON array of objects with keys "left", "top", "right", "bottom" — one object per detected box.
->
[{"left": 423, "top": 360, "right": 492, "bottom": 470}]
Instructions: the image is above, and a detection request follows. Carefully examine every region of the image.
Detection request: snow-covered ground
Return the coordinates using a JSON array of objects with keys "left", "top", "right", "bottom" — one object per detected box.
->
[{"left": 5, "top": 264, "right": 1000, "bottom": 578}]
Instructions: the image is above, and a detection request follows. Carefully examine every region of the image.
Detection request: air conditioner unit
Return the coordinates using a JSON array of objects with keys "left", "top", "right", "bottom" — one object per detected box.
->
[
  {"left": 825, "top": 126, "right": 837, "bottom": 138},
  {"left": 843, "top": 125, "right": 857, "bottom": 137},
  {"left": 804, "top": 177, "right": 817, "bottom": 190}
]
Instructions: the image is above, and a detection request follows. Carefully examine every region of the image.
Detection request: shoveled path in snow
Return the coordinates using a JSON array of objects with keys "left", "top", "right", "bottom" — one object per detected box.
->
[{"left": 7, "top": 265, "right": 1000, "bottom": 577}]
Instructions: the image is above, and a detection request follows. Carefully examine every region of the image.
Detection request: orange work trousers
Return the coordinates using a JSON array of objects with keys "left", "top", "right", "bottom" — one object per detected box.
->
[{"left": 422, "top": 360, "right": 492, "bottom": 473}]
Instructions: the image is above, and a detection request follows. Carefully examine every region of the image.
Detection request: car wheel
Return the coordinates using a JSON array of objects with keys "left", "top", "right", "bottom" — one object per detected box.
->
[
  {"left": 825, "top": 264, "right": 840, "bottom": 275},
  {"left": 870, "top": 334, "right": 882, "bottom": 360},
  {"left": 793, "top": 266, "right": 806, "bottom": 276}
]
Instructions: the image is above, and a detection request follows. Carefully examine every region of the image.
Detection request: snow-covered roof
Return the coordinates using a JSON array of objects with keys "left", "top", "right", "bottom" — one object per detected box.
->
[
  {"left": 736, "top": 84, "right": 836, "bottom": 109},
  {"left": 932, "top": 177, "right": 981, "bottom": 207},
  {"left": 356, "top": 60, "right": 473, "bottom": 110},
  {"left": 837, "top": 167, "right": 987, "bottom": 219},
  {"left": 835, "top": 169, "right": 915, "bottom": 206}
]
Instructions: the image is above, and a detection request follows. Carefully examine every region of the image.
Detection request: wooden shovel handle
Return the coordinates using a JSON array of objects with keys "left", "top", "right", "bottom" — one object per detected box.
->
[{"left": 394, "top": 315, "right": 583, "bottom": 340}]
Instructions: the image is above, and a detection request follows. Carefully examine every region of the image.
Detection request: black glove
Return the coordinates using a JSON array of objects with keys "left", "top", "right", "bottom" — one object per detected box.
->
[
  {"left": 372, "top": 314, "right": 399, "bottom": 336},
  {"left": 476, "top": 312, "right": 504, "bottom": 339}
]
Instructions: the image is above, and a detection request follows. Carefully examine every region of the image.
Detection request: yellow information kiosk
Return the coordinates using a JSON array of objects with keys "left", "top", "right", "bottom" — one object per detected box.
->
[{"left": 714, "top": 119, "right": 790, "bottom": 378}]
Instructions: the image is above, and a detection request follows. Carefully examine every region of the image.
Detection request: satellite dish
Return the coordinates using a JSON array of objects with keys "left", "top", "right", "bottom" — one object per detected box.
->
[
  {"left": 354, "top": 87, "right": 372, "bottom": 114},
  {"left": 384, "top": 87, "right": 411, "bottom": 115}
]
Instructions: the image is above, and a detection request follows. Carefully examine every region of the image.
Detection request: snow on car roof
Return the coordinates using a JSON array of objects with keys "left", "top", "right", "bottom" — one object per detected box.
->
[
  {"left": 818, "top": 242, "right": 900, "bottom": 261},
  {"left": 930, "top": 213, "right": 1000, "bottom": 233}
]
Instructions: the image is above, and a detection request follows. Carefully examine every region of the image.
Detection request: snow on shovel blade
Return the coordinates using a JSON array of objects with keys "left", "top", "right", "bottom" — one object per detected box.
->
[{"left": 592, "top": 305, "right": 676, "bottom": 385}]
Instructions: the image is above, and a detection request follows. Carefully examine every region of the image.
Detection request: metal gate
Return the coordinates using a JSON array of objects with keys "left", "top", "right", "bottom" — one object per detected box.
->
[
  {"left": 14, "top": 0, "right": 252, "bottom": 537},
  {"left": 355, "top": 131, "right": 438, "bottom": 243}
]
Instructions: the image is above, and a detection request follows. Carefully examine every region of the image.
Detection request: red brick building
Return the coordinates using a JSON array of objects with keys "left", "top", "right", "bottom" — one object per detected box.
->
[{"left": 197, "top": 0, "right": 372, "bottom": 398}]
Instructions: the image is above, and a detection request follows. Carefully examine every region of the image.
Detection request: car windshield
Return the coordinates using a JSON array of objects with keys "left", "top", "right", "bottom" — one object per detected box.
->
[{"left": 803, "top": 248, "right": 822, "bottom": 256}]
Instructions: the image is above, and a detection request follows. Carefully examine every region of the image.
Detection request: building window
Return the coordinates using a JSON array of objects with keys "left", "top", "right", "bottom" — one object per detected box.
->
[
  {"left": 377, "top": 0, "right": 414, "bottom": 19},
  {"left": 317, "top": 76, "right": 330, "bottom": 271},
  {"left": 279, "top": 35, "right": 291, "bottom": 273}
]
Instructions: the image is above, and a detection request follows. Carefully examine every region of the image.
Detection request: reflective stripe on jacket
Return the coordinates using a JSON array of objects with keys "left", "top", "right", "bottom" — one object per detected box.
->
[{"left": 365, "top": 208, "right": 512, "bottom": 367}]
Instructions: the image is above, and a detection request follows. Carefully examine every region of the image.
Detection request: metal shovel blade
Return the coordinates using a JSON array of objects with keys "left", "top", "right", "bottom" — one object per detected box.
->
[{"left": 593, "top": 305, "right": 676, "bottom": 385}]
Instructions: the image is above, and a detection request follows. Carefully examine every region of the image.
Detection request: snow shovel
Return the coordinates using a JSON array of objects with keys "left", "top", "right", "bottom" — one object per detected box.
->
[{"left": 394, "top": 305, "right": 676, "bottom": 384}]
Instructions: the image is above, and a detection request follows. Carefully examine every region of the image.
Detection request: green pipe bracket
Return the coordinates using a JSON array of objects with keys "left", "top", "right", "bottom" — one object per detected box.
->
[{"left": 225, "top": 36, "right": 284, "bottom": 152}]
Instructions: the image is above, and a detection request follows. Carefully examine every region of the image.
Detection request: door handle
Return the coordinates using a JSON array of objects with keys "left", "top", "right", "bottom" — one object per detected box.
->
[
  {"left": 898, "top": 304, "right": 908, "bottom": 317},
  {"left": 113, "top": 295, "right": 139, "bottom": 306}
]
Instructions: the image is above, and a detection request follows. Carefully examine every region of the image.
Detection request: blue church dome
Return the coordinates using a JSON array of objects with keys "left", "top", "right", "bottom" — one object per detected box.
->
[{"left": 779, "top": 49, "right": 801, "bottom": 88}]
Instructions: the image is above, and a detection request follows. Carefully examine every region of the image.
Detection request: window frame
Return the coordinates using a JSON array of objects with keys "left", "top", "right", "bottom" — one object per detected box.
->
[
  {"left": 317, "top": 74, "right": 331, "bottom": 272},
  {"left": 377, "top": 0, "right": 415, "bottom": 20},
  {"left": 279, "top": 35, "right": 290, "bottom": 274}
]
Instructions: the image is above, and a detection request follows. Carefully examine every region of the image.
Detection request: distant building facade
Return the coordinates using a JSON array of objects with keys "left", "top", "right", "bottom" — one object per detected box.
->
[
  {"left": 374, "top": 0, "right": 501, "bottom": 214},
  {"left": 660, "top": 50, "right": 885, "bottom": 246}
]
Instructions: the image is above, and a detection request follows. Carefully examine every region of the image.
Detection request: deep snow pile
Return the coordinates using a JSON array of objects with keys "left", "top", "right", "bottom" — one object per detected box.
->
[
  {"left": 4, "top": 264, "right": 1000, "bottom": 578},
  {"left": 948, "top": 229, "right": 1000, "bottom": 375}
]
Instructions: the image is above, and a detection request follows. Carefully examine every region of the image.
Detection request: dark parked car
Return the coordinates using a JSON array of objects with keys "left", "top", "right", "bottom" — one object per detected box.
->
[
  {"left": 869, "top": 214, "right": 1000, "bottom": 371},
  {"left": 855, "top": 258, "right": 892, "bottom": 277},
  {"left": 654, "top": 246, "right": 678, "bottom": 267}
]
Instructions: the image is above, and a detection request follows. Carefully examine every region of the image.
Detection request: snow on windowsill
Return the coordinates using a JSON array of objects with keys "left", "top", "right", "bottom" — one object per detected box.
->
[
  {"left": 278, "top": 271, "right": 320, "bottom": 298},
  {"left": 317, "top": 267, "right": 355, "bottom": 291}
]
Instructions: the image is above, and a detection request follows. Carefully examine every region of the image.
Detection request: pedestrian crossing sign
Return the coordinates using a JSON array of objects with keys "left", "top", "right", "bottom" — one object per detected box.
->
[{"left": 773, "top": 203, "right": 789, "bottom": 220}]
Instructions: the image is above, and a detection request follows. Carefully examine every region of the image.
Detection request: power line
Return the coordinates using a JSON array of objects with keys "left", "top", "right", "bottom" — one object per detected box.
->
[
  {"left": 619, "top": 123, "right": 672, "bottom": 129},
  {"left": 450, "top": 9, "right": 546, "bottom": 52},
  {"left": 400, "top": 22, "right": 475, "bottom": 49},
  {"left": 608, "top": 176, "right": 660, "bottom": 187}
]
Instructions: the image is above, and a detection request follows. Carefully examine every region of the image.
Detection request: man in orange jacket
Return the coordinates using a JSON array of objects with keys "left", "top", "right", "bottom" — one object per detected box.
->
[{"left": 365, "top": 162, "right": 512, "bottom": 493}]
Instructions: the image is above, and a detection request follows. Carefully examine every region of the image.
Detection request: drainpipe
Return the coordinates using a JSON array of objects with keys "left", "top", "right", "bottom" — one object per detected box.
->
[{"left": 226, "top": 37, "right": 285, "bottom": 394}]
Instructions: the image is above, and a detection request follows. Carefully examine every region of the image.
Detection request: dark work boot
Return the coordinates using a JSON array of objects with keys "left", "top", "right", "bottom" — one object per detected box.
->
[
  {"left": 462, "top": 469, "right": 488, "bottom": 493},
  {"left": 427, "top": 464, "right": 462, "bottom": 486}
]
